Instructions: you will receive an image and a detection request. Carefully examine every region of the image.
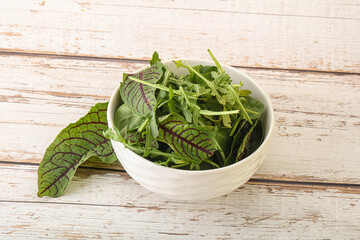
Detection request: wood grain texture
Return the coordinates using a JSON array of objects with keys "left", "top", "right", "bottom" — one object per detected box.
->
[
  {"left": 1, "top": 0, "right": 360, "bottom": 72},
  {"left": 1, "top": 55, "right": 359, "bottom": 183},
  {"left": 1, "top": 164, "right": 359, "bottom": 239}
]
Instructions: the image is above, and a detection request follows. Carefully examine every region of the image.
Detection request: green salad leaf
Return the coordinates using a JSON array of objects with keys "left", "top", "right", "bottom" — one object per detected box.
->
[{"left": 37, "top": 102, "right": 116, "bottom": 197}]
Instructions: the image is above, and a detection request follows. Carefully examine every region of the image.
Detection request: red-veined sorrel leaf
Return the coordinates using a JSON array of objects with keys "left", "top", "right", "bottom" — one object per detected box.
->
[
  {"left": 120, "top": 65, "right": 163, "bottom": 116},
  {"left": 37, "top": 102, "right": 116, "bottom": 197},
  {"left": 157, "top": 113, "right": 217, "bottom": 163}
]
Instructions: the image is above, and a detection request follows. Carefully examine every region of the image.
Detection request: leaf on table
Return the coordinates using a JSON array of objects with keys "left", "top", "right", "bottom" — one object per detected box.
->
[
  {"left": 37, "top": 102, "right": 116, "bottom": 198},
  {"left": 120, "top": 65, "right": 163, "bottom": 116},
  {"left": 157, "top": 113, "right": 217, "bottom": 164}
]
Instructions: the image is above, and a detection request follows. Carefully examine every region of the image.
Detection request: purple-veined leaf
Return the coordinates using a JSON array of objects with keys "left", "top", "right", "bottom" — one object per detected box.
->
[
  {"left": 157, "top": 113, "right": 217, "bottom": 163},
  {"left": 120, "top": 65, "right": 163, "bottom": 116},
  {"left": 37, "top": 102, "right": 116, "bottom": 198}
]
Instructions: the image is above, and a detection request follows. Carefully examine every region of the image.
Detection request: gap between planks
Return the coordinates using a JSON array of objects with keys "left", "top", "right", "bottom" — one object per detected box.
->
[
  {"left": 1, "top": 161, "right": 359, "bottom": 193},
  {"left": 1, "top": 49, "right": 360, "bottom": 76}
]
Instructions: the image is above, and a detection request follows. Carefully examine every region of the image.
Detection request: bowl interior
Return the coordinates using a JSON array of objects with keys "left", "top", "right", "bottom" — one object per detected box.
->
[{"left": 107, "top": 59, "right": 275, "bottom": 171}]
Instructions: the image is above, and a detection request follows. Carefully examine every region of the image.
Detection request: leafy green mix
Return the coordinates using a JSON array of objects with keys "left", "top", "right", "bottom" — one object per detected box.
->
[
  {"left": 105, "top": 50, "right": 264, "bottom": 170},
  {"left": 37, "top": 50, "right": 264, "bottom": 198}
]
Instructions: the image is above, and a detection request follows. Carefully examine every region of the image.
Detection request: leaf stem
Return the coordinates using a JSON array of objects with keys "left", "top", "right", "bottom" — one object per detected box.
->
[
  {"left": 129, "top": 76, "right": 171, "bottom": 92},
  {"left": 230, "top": 116, "right": 243, "bottom": 137},
  {"left": 203, "top": 115, "right": 222, "bottom": 123},
  {"left": 129, "top": 76, "right": 197, "bottom": 99},
  {"left": 171, "top": 163, "right": 189, "bottom": 168},
  {"left": 207, "top": 49, "right": 224, "bottom": 73},
  {"left": 200, "top": 109, "right": 239, "bottom": 116},
  {"left": 193, "top": 89, "right": 211, "bottom": 97},
  {"left": 179, "top": 86, "right": 190, "bottom": 105},
  {"left": 121, "top": 143, "right": 187, "bottom": 161},
  {"left": 162, "top": 68, "right": 171, "bottom": 87},
  {"left": 137, "top": 118, "right": 150, "bottom": 133},
  {"left": 143, "top": 125, "right": 152, "bottom": 157},
  {"left": 226, "top": 85, "right": 253, "bottom": 125},
  {"left": 245, "top": 108, "right": 259, "bottom": 114},
  {"left": 179, "top": 86, "right": 200, "bottom": 111},
  {"left": 169, "top": 77, "right": 194, "bottom": 86},
  {"left": 204, "top": 159, "right": 220, "bottom": 168}
]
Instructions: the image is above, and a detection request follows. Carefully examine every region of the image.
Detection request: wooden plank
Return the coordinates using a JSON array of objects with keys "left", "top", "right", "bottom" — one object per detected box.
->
[
  {"left": 4, "top": 0, "right": 360, "bottom": 19},
  {"left": 1, "top": 0, "right": 360, "bottom": 72},
  {"left": 0, "top": 164, "right": 359, "bottom": 239},
  {"left": 0, "top": 55, "right": 359, "bottom": 183}
]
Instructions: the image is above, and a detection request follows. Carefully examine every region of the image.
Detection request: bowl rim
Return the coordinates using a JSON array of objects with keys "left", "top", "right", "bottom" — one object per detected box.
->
[{"left": 107, "top": 58, "right": 275, "bottom": 175}]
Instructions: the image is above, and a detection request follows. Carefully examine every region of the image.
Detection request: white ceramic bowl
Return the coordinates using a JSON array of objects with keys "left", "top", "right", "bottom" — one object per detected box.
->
[{"left": 107, "top": 59, "right": 275, "bottom": 201}]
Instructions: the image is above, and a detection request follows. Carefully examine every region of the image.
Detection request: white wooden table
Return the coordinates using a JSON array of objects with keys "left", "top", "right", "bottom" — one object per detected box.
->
[{"left": 1, "top": 1, "right": 360, "bottom": 239}]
